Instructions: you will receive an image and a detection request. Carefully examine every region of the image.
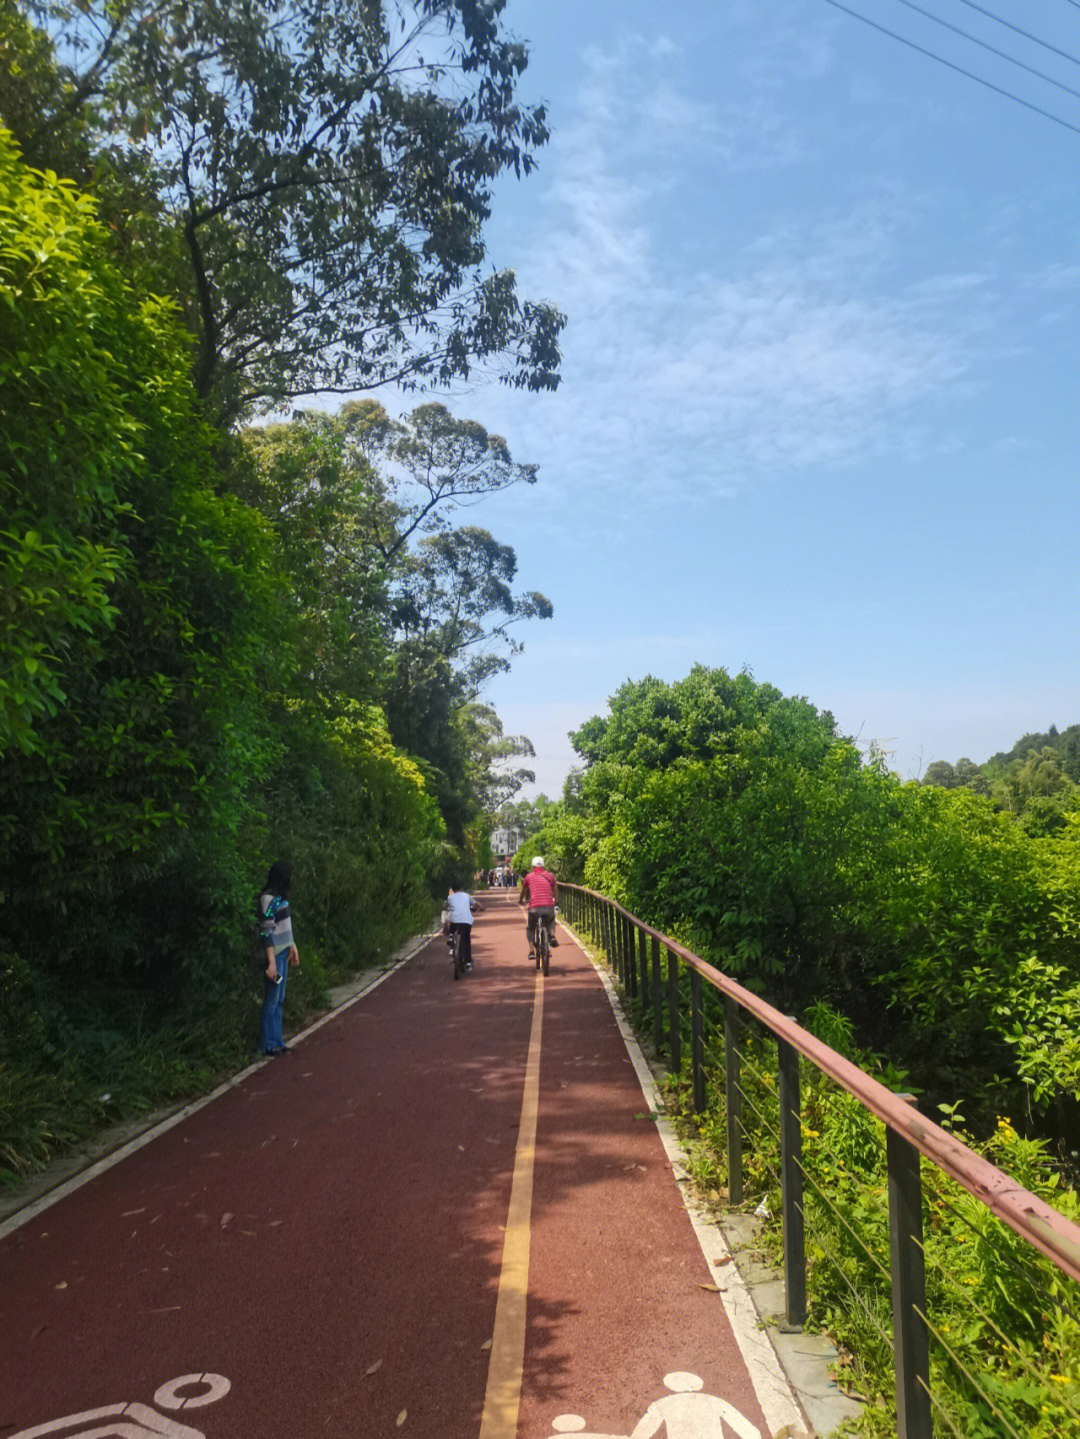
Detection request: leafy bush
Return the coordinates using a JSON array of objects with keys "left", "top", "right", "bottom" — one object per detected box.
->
[
  {"left": 0, "top": 136, "right": 444, "bottom": 1182},
  {"left": 532, "top": 666, "right": 1080, "bottom": 1130},
  {"left": 654, "top": 996, "right": 1080, "bottom": 1438}
]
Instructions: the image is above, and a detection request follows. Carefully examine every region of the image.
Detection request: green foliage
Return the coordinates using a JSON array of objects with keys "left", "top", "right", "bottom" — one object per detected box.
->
[
  {"left": 243, "top": 402, "right": 549, "bottom": 865},
  {"left": 0, "top": 945, "right": 255, "bottom": 1188},
  {"left": 0, "top": 127, "right": 138, "bottom": 753},
  {"left": 265, "top": 703, "right": 445, "bottom": 967},
  {"left": 25, "top": 0, "right": 564, "bottom": 422},
  {"left": 924, "top": 728, "right": 1080, "bottom": 818},
  {"left": 344, "top": 400, "right": 542, "bottom": 564},
  {"left": 532, "top": 666, "right": 1080, "bottom": 1130},
  {"left": 651, "top": 1002, "right": 1080, "bottom": 1439},
  {"left": 239, "top": 410, "right": 393, "bottom": 711},
  {"left": 1, "top": 134, "right": 288, "bottom": 1077},
  {"left": 0, "top": 130, "right": 551, "bottom": 1184},
  {"left": 0, "top": 5, "right": 92, "bottom": 178},
  {"left": 558, "top": 664, "right": 1080, "bottom": 1431}
]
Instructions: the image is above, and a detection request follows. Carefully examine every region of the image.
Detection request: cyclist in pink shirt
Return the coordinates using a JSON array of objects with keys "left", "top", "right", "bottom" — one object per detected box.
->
[{"left": 519, "top": 856, "right": 559, "bottom": 959}]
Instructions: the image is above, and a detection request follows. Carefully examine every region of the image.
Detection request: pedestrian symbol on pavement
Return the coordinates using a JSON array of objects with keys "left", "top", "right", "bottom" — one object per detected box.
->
[
  {"left": 548, "top": 1371, "right": 761, "bottom": 1439},
  {"left": 10, "top": 1372, "right": 230, "bottom": 1439}
]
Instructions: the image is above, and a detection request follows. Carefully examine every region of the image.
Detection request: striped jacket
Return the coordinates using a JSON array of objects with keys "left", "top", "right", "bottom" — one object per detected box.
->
[{"left": 258, "top": 892, "right": 294, "bottom": 954}]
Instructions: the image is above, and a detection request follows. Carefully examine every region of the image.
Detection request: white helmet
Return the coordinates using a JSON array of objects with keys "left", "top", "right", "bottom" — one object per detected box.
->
[{"left": 532, "top": 856, "right": 544, "bottom": 868}]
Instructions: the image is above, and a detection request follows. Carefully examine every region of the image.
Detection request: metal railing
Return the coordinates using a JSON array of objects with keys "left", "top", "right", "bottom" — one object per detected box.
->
[{"left": 558, "top": 883, "right": 1080, "bottom": 1439}]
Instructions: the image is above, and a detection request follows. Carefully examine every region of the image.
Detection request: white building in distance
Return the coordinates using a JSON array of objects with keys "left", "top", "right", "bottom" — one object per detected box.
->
[{"left": 490, "top": 825, "right": 524, "bottom": 858}]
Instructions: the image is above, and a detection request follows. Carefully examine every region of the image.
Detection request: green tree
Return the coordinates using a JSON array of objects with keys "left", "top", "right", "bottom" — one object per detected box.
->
[
  {"left": 0, "top": 4, "right": 91, "bottom": 177},
  {"left": 922, "top": 759, "right": 958, "bottom": 788},
  {"left": 240, "top": 404, "right": 550, "bottom": 856},
  {"left": 346, "top": 400, "right": 541, "bottom": 563},
  {"left": 1, "top": 127, "right": 285, "bottom": 1007},
  {"left": 462, "top": 703, "right": 535, "bottom": 814},
  {"left": 23, "top": 0, "right": 565, "bottom": 422},
  {"left": 392, "top": 526, "right": 551, "bottom": 689},
  {"left": 262, "top": 701, "right": 445, "bottom": 965},
  {"left": 239, "top": 400, "right": 545, "bottom": 705},
  {"left": 1010, "top": 747, "right": 1071, "bottom": 805},
  {"left": 0, "top": 127, "right": 134, "bottom": 754},
  {"left": 240, "top": 417, "right": 392, "bottom": 711}
]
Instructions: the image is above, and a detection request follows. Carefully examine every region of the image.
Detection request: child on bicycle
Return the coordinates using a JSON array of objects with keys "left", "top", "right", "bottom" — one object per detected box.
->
[{"left": 444, "top": 884, "right": 475, "bottom": 971}]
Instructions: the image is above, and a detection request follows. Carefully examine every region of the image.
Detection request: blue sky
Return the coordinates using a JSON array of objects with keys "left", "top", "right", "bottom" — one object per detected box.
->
[{"left": 418, "top": 1, "right": 1080, "bottom": 795}]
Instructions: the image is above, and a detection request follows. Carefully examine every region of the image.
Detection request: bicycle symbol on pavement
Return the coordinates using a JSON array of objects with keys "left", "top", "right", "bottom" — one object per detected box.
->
[
  {"left": 10, "top": 1372, "right": 230, "bottom": 1439},
  {"left": 547, "top": 1371, "right": 762, "bottom": 1439}
]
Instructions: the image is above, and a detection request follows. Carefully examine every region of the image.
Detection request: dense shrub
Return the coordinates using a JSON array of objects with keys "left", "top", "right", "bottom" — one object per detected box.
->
[{"left": 533, "top": 666, "right": 1080, "bottom": 1129}]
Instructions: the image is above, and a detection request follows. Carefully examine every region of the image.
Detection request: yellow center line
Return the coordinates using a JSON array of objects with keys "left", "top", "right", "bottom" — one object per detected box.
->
[{"left": 479, "top": 969, "right": 544, "bottom": 1439}]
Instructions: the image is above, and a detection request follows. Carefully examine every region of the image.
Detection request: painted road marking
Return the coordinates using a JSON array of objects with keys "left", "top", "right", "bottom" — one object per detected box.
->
[
  {"left": 10, "top": 1375, "right": 230, "bottom": 1439},
  {"left": 153, "top": 1375, "right": 230, "bottom": 1410},
  {"left": 478, "top": 968, "right": 544, "bottom": 1439},
  {"left": 547, "top": 1372, "right": 761, "bottom": 1439}
]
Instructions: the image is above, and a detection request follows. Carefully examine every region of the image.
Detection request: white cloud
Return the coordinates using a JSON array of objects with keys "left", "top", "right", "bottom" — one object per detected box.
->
[
  {"left": 474, "top": 38, "right": 1001, "bottom": 510},
  {"left": 640, "top": 81, "right": 720, "bottom": 138}
]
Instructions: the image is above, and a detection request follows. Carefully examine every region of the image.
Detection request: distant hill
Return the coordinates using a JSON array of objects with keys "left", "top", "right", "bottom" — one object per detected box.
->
[
  {"left": 986, "top": 722, "right": 1080, "bottom": 772},
  {"left": 922, "top": 721, "right": 1080, "bottom": 820}
]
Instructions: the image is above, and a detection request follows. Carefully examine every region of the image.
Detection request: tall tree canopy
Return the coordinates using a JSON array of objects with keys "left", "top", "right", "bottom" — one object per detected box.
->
[
  {"left": 241, "top": 403, "right": 551, "bottom": 850},
  {"left": 13, "top": 0, "right": 565, "bottom": 423}
]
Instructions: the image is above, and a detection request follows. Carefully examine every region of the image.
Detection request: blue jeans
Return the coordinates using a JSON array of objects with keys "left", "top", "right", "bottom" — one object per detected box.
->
[{"left": 259, "top": 949, "right": 289, "bottom": 1052}]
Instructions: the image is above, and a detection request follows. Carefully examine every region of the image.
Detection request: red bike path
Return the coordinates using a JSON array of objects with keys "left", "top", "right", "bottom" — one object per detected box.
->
[{"left": 1, "top": 894, "right": 804, "bottom": 1439}]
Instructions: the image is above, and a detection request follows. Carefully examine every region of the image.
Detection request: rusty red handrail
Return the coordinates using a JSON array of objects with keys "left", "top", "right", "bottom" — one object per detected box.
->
[{"left": 563, "top": 884, "right": 1080, "bottom": 1287}]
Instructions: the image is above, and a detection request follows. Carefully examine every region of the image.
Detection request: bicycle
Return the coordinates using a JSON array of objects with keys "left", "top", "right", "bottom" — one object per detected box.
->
[
  {"left": 535, "top": 912, "right": 550, "bottom": 976},
  {"left": 446, "top": 925, "right": 463, "bottom": 981}
]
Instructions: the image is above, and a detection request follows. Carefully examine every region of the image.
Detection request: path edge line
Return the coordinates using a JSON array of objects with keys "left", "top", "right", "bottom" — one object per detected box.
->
[
  {"left": 0, "top": 930, "right": 439, "bottom": 1241},
  {"left": 565, "top": 923, "right": 809, "bottom": 1439}
]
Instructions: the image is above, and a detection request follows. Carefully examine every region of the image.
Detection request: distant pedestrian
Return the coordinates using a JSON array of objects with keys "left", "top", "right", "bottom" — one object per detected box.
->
[{"left": 257, "top": 859, "right": 299, "bottom": 1055}]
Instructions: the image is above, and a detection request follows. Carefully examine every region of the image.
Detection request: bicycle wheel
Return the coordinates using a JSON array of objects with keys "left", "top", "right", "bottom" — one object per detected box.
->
[
  {"left": 537, "top": 923, "right": 549, "bottom": 975},
  {"left": 450, "top": 932, "right": 460, "bottom": 980}
]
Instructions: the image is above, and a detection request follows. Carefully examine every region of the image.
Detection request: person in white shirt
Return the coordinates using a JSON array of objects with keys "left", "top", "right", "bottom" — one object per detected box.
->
[{"left": 444, "top": 884, "right": 475, "bottom": 971}]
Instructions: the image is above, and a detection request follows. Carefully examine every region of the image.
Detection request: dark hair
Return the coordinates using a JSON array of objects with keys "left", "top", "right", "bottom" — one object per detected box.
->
[{"left": 263, "top": 859, "right": 292, "bottom": 897}]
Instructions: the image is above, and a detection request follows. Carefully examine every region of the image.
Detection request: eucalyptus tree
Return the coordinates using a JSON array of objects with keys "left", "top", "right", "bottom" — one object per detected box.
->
[
  {"left": 18, "top": 0, "right": 565, "bottom": 423},
  {"left": 240, "top": 400, "right": 545, "bottom": 698},
  {"left": 346, "top": 399, "right": 540, "bottom": 563},
  {"left": 390, "top": 525, "right": 552, "bottom": 687},
  {"left": 383, "top": 525, "right": 550, "bottom": 838}
]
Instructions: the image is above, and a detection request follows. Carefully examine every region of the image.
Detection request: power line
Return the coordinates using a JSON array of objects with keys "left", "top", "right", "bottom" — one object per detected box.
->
[
  {"left": 823, "top": 0, "right": 1080, "bottom": 135},
  {"left": 891, "top": 0, "right": 1080, "bottom": 101},
  {"left": 954, "top": 0, "right": 1080, "bottom": 68}
]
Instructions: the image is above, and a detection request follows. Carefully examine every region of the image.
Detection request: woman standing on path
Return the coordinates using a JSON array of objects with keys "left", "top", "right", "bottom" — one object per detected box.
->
[{"left": 258, "top": 859, "right": 299, "bottom": 1055}]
